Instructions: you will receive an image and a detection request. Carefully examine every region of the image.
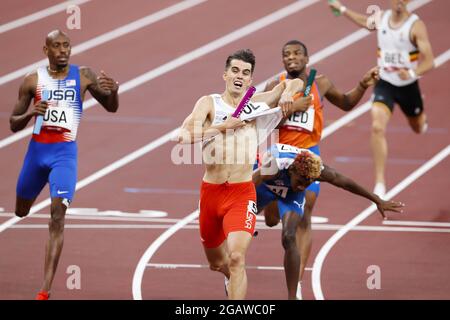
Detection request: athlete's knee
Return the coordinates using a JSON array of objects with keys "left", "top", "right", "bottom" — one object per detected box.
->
[
  {"left": 49, "top": 204, "right": 66, "bottom": 232},
  {"left": 299, "top": 213, "right": 311, "bottom": 230},
  {"left": 209, "top": 261, "right": 227, "bottom": 272},
  {"left": 49, "top": 213, "right": 65, "bottom": 232},
  {"left": 15, "top": 198, "right": 33, "bottom": 217},
  {"left": 281, "top": 229, "right": 297, "bottom": 250},
  {"left": 228, "top": 251, "right": 245, "bottom": 271},
  {"left": 265, "top": 216, "right": 280, "bottom": 227},
  {"left": 371, "top": 121, "right": 386, "bottom": 136},
  {"left": 15, "top": 208, "right": 29, "bottom": 218},
  {"left": 410, "top": 121, "right": 425, "bottom": 134}
]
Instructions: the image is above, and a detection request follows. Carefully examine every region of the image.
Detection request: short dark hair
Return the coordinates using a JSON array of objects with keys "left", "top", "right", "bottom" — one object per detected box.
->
[
  {"left": 282, "top": 40, "right": 308, "bottom": 57},
  {"left": 225, "top": 49, "right": 256, "bottom": 73}
]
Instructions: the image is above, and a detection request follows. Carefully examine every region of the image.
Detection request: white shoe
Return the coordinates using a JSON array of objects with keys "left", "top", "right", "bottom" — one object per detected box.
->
[
  {"left": 296, "top": 281, "right": 302, "bottom": 300},
  {"left": 373, "top": 183, "right": 386, "bottom": 199}
]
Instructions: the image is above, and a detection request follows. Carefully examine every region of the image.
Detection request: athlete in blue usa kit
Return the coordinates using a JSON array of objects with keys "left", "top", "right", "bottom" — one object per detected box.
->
[
  {"left": 253, "top": 143, "right": 404, "bottom": 299},
  {"left": 9, "top": 30, "right": 120, "bottom": 300}
]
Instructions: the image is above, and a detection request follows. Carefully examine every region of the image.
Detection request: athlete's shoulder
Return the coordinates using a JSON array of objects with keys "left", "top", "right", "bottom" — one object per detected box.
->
[
  {"left": 198, "top": 95, "right": 214, "bottom": 105},
  {"left": 78, "top": 66, "right": 94, "bottom": 78},
  {"left": 315, "top": 74, "right": 330, "bottom": 89},
  {"left": 264, "top": 74, "right": 283, "bottom": 92},
  {"left": 24, "top": 68, "right": 38, "bottom": 80},
  {"left": 22, "top": 70, "right": 38, "bottom": 91},
  {"left": 193, "top": 95, "right": 214, "bottom": 112}
]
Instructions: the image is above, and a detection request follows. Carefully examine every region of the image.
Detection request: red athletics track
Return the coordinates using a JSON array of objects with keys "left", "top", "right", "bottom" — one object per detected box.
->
[{"left": 0, "top": 0, "right": 449, "bottom": 300}]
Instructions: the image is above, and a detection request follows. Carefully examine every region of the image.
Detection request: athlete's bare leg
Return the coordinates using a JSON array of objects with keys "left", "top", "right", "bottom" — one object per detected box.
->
[
  {"left": 204, "top": 240, "right": 231, "bottom": 279},
  {"left": 296, "top": 191, "right": 315, "bottom": 281},
  {"left": 281, "top": 211, "right": 302, "bottom": 300},
  {"left": 225, "top": 231, "right": 252, "bottom": 299},
  {"left": 371, "top": 102, "right": 391, "bottom": 188},
  {"left": 407, "top": 112, "right": 427, "bottom": 133},
  {"left": 40, "top": 197, "right": 67, "bottom": 293},
  {"left": 263, "top": 201, "right": 280, "bottom": 227}
]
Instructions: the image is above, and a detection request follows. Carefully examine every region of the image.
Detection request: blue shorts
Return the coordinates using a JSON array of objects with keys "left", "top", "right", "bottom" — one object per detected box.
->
[
  {"left": 16, "top": 140, "right": 78, "bottom": 202},
  {"left": 255, "top": 144, "right": 321, "bottom": 218},
  {"left": 256, "top": 184, "right": 305, "bottom": 219}
]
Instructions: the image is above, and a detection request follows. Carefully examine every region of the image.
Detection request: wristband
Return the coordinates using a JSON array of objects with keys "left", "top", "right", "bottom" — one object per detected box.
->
[
  {"left": 408, "top": 69, "right": 417, "bottom": 79},
  {"left": 340, "top": 6, "right": 347, "bottom": 14}
]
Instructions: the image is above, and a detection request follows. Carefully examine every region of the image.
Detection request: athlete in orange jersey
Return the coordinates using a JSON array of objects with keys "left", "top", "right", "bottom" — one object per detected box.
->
[
  {"left": 262, "top": 40, "right": 379, "bottom": 299},
  {"left": 178, "top": 49, "right": 303, "bottom": 300}
]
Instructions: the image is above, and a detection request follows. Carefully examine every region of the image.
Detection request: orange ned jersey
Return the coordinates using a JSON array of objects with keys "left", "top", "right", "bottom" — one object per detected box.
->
[{"left": 278, "top": 73, "right": 324, "bottom": 149}]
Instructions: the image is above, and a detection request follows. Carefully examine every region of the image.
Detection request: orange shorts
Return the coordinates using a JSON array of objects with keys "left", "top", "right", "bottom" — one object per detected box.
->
[{"left": 199, "top": 180, "right": 257, "bottom": 248}]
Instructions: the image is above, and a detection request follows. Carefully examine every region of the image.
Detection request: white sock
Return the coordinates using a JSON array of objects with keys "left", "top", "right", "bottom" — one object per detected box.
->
[
  {"left": 296, "top": 281, "right": 302, "bottom": 300},
  {"left": 420, "top": 122, "right": 428, "bottom": 134},
  {"left": 373, "top": 182, "right": 386, "bottom": 199}
]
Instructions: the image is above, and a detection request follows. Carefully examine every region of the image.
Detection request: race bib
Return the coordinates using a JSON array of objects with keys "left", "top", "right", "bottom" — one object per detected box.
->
[
  {"left": 266, "top": 184, "right": 288, "bottom": 198},
  {"left": 239, "top": 102, "right": 270, "bottom": 121},
  {"left": 42, "top": 106, "right": 73, "bottom": 131},
  {"left": 276, "top": 143, "right": 303, "bottom": 154},
  {"left": 283, "top": 107, "right": 315, "bottom": 132},
  {"left": 379, "top": 50, "right": 410, "bottom": 70}
]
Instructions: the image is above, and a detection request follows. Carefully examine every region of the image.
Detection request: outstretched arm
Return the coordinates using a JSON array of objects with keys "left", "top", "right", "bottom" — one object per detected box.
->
[
  {"left": 9, "top": 73, "right": 47, "bottom": 132},
  {"left": 80, "top": 67, "right": 119, "bottom": 112},
  {"left": 320, "top": 67, "right": 379, "bottom": 111},
  {"left": 318, "top": 164, "right": 404, "bottom": 218},
  {"left": 253, "top": 78, "right": 303, "bottom": 116},
  {"left": 328, "top": 0, "right": 380, "bottom": 31}
]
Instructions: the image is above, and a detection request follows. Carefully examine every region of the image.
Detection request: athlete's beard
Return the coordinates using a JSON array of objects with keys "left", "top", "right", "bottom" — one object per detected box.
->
[
  {"left": 287, "top": 69, "right": 301, "bottom": 79},
  {"left": 56, "top": 62, "right": 68, "bottom": 70}
]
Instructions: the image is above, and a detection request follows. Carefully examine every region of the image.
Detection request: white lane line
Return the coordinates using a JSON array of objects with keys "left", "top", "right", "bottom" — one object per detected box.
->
[
  {"left": 9, "top": 223, "right": 450, "bottom": 233},
  {"left": 0, "top": 0, "right": 206, "bottom": 86},
  {"left": 313, "top": 224, "right": 450, "bottom": 233},
  {"left": 312, "top": 144, "right": 450, "bottom": 300},
  {"left": 147, "top": 263, "right": 313, "bottom": 272},
  {"left": 0, "top": 0, "right": 90, "bottom": 34},
  {"left": 382, "top": 220, "right": 450, "bottom": 228},
  {"left": 10, "top": 224, "right": 186, "bottom": 229},
  {"left": 0, "top": 0, "right": 435, "bottom": 150},
  {"left": 0, "top": 212, "right": 182, "bottom": 223},
  {"left": 132, "top": 209, "right": 199, "bottom": 300}
]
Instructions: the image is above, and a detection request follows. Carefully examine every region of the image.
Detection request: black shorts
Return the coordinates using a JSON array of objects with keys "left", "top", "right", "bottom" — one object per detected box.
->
[{"left": 372, "top": 78, "right": 424, "bottom": 117}]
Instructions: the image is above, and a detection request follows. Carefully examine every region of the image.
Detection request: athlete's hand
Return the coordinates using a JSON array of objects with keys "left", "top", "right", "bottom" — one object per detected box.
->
[
  {"left": 398, "top": 68, "right": 413, "bottom": 81},
  {"left": 290, "top": 95, "right": 312, "bottom": 115},
  {"left": 97, "top": 71, "right": 119, "bottom": 95},
  {"left": 29, "top": 101, "right": 49, "bottom": 117},
  {"left": 361, "top": 66, "right": 380, "bottom": 87},
  {"left": 278, "top": 93, "right": 294, "bottom": 117},
  {"left": 376, "top": 198, "right": 405, "bottom": 219},
  {"left": 328, "top": 0, "right": 343, "bottom": 11},
  {"left": 223, "top": 116, "right": 246, "bottom": 130}
]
